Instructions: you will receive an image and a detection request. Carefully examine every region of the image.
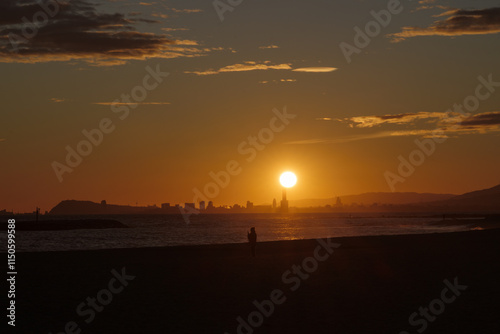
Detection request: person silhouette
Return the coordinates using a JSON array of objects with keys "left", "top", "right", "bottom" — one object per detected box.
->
[{"left": 247, "top": 227, "right": 257, "bottom": 257}]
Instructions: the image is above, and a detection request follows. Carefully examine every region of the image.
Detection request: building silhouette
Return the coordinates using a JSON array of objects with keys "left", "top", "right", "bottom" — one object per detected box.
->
[{"left": 281, "top": 188, "right": 289, "bottom": 213}]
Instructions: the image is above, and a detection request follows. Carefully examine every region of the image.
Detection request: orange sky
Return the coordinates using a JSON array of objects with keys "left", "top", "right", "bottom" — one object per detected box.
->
[{"left": 1, "top": 0, "right": 500, "bottom": 212}]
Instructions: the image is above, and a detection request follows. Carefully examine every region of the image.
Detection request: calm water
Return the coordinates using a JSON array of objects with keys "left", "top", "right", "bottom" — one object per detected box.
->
[{"left": 4, "top": 213, "right": 470, "bottom": 252}]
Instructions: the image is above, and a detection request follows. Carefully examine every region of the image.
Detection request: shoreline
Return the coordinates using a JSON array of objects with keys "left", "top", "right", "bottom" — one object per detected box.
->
[{"left": 4, "top": 225, "right": 480, "bottom": 254}]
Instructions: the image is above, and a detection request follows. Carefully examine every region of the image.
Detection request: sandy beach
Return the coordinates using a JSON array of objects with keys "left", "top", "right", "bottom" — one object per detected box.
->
[{"left": 13, "top": 229, "right": 500, "bottom": 334}]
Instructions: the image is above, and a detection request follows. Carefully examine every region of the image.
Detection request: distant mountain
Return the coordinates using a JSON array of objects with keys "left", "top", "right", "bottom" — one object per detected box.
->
[
  {"left": 50, "top": 200, "right": 150, "bottom": 215},
  {"left": 290, "top": 192, "right": 456, "bottom": 208},
  {"left": 449, "top": 184, "right": 500, "bottom": 201},
  {"left": 427, "top": 184, "right": 500, "bottom": 211}
]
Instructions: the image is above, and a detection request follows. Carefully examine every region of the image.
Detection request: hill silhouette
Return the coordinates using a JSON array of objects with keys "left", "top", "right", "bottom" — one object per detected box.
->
[
  {"left": 50, "top": 200, "right": 150, "bottom": 215},
  {"left": 290, "top": 192, "right": 456, "bottom": 207},
  {"left": 426, "top": 184, "right": 500, "bottom": 211}
]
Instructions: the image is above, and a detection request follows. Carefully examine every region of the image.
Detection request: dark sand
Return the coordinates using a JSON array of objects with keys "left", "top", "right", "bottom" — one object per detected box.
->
[{"left": 13, "top": 229, "right": 500, "bottom": 334}]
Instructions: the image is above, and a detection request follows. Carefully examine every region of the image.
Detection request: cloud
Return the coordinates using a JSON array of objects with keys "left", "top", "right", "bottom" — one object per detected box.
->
[
  {"left": 174, "top": 40, "right": 198, "bottom": 46},
  {"left": 341, "top": 111, "right": 451, "bottom": 128},
  {"left": 345, "top": 111, "right": 500, "bottom": 133},
  {"left": 152, "top": 13, "right": 169, "bottom": 19},
  {"left": 413, "top": 4, "right": 448, "bottom": 12},
  {"left": 170, "top": 8, "right": 203, "bottom": 14},
  {"left": 185, "top": 61, "right": 292, "bottom": 75},
  {"left": 390, "top": 7, "right": 500, "bottom": 41},
  {"left": 460, "top": 111, "right": 500, "bottom": 126},
  {"left": 50, "top": 98, "right": 66, "bottom": 103},
  {"left": 153, "top": 3, "right": 203, "bottom": 14},
  {"left": 258, "top": 45, "right": 279, "bottom": 49},
  {"left": 290, "top": 111, "right": 500, "bottom": 145},
  {"left": 287, "top": 132, "right": 397, "bottom": 145},
  {"left": 259, "top": 79, "right": 297, "bottom": 84},
  {"left": 457, "top": 111, "right": 500, "bottom": 134},
  {"left": 292, "top": 67, "right": 337, "bottom": 73},
  {"left": 286, "top": 126, "right": 497, "bottom": 145},
  {"left": 161, "top": 27, "right": 189, "bottom": 32},
  {"left": 0, "top": 0, "right": 214, "bottom": 66},
  {"left": 93, "top": 102, "right": 171, "bottom": 106},
  {"left": 186, "top": 63, "right": 338, "bottom": 76}
]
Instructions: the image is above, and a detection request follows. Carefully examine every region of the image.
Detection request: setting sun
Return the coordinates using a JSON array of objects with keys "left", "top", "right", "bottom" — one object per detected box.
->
[{"left": 280, "top": 171, "right": 297, "bottom": 188}]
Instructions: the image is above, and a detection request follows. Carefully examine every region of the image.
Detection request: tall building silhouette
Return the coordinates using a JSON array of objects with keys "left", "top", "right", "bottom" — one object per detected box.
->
[{"left": 280, "top": 188, "right": 289, "bottom": 213}]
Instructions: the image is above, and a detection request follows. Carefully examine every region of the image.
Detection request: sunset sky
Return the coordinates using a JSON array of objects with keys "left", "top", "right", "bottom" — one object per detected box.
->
[{"left": 1, "top": 0, "right": 500, "bottom": 212}]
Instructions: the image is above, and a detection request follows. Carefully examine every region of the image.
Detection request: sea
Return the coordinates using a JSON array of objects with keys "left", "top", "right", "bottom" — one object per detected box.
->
[{"left": 1, "top": 213, "right": 475, "bottom": 252}]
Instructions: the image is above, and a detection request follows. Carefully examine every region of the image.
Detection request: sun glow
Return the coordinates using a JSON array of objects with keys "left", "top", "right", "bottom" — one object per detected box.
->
[{"left": 280, "top": 171, "right": 297, "bottom": 188}]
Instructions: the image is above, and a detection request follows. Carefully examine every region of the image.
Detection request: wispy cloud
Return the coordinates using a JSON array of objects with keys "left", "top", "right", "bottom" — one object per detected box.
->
[
  {"left": 459, "top": 111, "right": 500, "bottom": 133},
  {"left": 412, "top": 0, "right": 448, "bottom": 12},
  {"left": 93, "top": 102, "right": 171, "bottom": 106},
  {"left": 259, "top": 79, "right": 297, "bottom": 84},
  {"left": 287, "top": 132, "right": 397, "bottom": 145},
  {"left": 170, "top": 8, "right": 203, "bottom": 14},
  {"left": 390, "top": 7, "right": 500, "bottom": 42},
  {"left": 290, "top": 111, "right": 500, "bottom": 145},
  {"left": 0, "top": 0, "right": 215, "bottom": 66},
  {"left": 341, "top": 111, "right": 452, "bottom": 128},
  {"left": 174, "top": 40, "right": 199, "bottom": 46},
  {"left": 161, "top": 27, "right": 190, "bottom": 32},
  {"left": 50, "top": 98, "right": 66, "bottom": 103},
  {"left": 258, "top": 45, "right": 279, "bottom": 49},
  {"left": 292, "top": 67, "right": 337, "bottom": 73},
  {"left": 185, "top": 61, "right": 292, "bottom": 75},
  {"left": 186, "top": 63, "right": 340, "bottom": 76},
  {"left": 152, "top": 13, "right": 169, "bottom": 19}
]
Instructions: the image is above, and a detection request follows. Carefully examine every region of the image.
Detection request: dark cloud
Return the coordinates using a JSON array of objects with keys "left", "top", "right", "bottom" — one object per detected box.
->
[
  {"left": 460, "top": 111, "right": 500, "bottom": 127},
  {"left": 378, "top": 113, "right": 418, "bottom": 120},
  {"left": 342, "top": 112, "right": 450, "bottom": 128},
  {"left": 0, "top": 0, "right": 209, "bottom": 65},
  {"left": 390, "top": 7, "right": 500, "bottom": 41}
]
